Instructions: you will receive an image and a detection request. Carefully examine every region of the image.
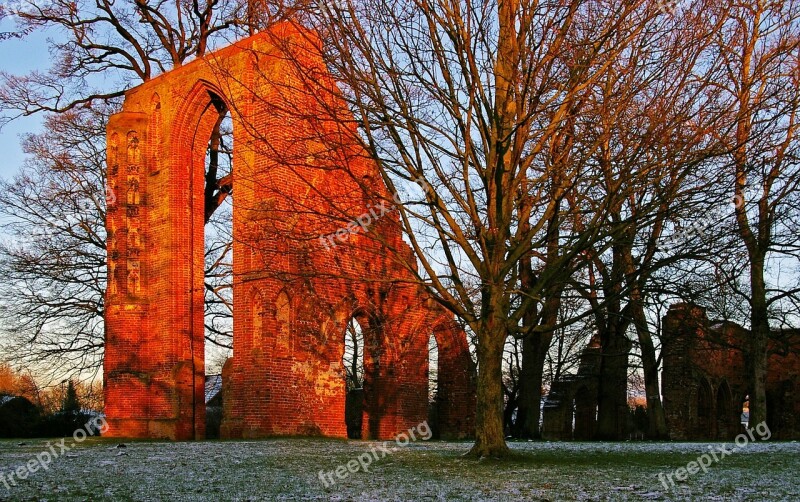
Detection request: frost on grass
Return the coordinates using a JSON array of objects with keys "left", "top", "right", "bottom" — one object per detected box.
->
[{"left": 0, "top": 439, "right": 798, "bottom": 501}]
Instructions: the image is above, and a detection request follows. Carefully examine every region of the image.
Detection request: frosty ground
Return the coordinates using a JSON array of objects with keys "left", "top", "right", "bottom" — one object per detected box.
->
[{"left": 0, "top": 438, "right": 797, "bottom": 501}]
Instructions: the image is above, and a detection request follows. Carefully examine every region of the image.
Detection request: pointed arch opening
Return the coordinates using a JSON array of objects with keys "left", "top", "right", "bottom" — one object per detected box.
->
[
  {"left": 696, "top": 378, "right": 713, "bottom": 437},
  {"left": 343, "top": 317, "right": 365, "bottom": 392},
  {"left": 343, "top": 315, "right": 366, "bottom": 439},
  {"left": 716, "top": 381, "right": 733, "bottom": 439},
  {"left": 274, "top": 290, "right": 291, "bottom": 355},
  {"left": 203, "top": 91, "right": 234, "bottom": 358},
  {"left": 250, "top": 289, "right": 266, "bottom": 345},
  {"left": 427, "top": 334, "right": 440, "bottom": 439},
  {"left": 741, "top": 394, "right": 750, "bottom": 429}
]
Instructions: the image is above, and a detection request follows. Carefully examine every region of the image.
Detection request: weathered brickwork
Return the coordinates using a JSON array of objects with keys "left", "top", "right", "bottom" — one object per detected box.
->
[
  {"left": 104, "top": 23, "right": 475, "bottom": 440},
  {"left": 541, "top": 335, "right": 604, "bottom": 440},
  {"left": 662, "top": 303, "right": 800, "bottom": 440},
  {"left": 541, "top": 302, "right": 800, "bottom": 441}
]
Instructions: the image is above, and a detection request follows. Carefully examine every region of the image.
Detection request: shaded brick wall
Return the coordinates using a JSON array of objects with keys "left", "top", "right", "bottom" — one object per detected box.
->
[
  {"left": 662, "top": 303, "right": 800, "bottom": 440},
  {"left": 104, "top": 23, "right": 475, "bottom": 440},
  {"left": 541, "top": 335, "right": 603, "bottom": 440}
]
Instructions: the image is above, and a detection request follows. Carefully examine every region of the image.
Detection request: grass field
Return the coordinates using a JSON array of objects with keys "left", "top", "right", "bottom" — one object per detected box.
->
[{"left": 0, "top": 438, "right": 798, "bottom": 501}]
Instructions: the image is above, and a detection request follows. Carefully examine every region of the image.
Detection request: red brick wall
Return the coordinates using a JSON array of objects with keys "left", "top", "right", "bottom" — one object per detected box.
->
[
  {"left": 105, "top": 22, "right": 475, "bottom": 440},
  {"left": 662, "top": 303, "right": 800, "bottom": 439}
]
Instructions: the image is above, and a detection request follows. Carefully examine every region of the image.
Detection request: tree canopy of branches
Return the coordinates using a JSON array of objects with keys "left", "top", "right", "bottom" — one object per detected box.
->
[
  {"left": 713, "top": 0, "right": 800, "bottom": 428},
  {"left": 0, "top": 0, "right": 798, "bottom": 456},
  {"left": 0, "top": 107, "right": 110, "bottom": 380},
  {"left": 0, "top": 0, "right": 247, "bottom": 122},
  {"left": 304, "top": 0, "right": 800, "bottom": 452},
  {"left": 305, "top": 0, "right": 689, "bottom": 455},
  {"left": 0, "top": 0, "right": 250, "bottom": 381}
]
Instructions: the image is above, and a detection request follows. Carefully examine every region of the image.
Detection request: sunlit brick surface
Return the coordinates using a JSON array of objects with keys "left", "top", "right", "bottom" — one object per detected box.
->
[{"left": 104, "top": 23, "right": 475, "bottom": 440}]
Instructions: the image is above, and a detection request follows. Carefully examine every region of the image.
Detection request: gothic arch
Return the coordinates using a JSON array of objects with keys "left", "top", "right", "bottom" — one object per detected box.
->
[
  {"left": 249, "top": 287, "right": 267, "bottom": 347},
  {"left": 341, "top": 306, "right": 384, "bottom": 439},
  {"left": 274, "top": 289, "right": 292, "bottom": 356},
  {"left": 716, "top": 380, "right": 734, "bottom": 439},
  {"left": 103, "top": 22, "right": 475, "bottom": 440},
  {"left": 423, "top": 317, "right": 476, "bottom": 439},
  {"left": 696, "top": 377, "right": 714, "bottom": 438}
]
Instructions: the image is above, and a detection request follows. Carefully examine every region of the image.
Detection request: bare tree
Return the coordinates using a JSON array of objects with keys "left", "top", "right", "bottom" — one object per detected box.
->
[
  {"left": 306, "top": 0, "right": 661, "bottom": 456},
  {"left": 544, "top": 294, "right": 595, "bottom": 387},
  {"left": 0, "top": 0, "right": 247, "bottom": 122},
  {"left": 711, "top": 0, "right": 800, "bottom": 428},
  {"left": 545, "top": 0, "right": 746, "bottom": 439},
  {"left": 0, "top": 107, "right": 110, "bottom": 381},
  {"left": 0, "top": 1, "right": 250, "bottom": 380}
]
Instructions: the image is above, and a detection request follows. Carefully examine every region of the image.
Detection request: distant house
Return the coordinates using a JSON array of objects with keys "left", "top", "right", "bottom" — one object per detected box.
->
[
  {"left": 205, "top": 375, "right": 223, "bottom": 438},
  {"left": 205, "top": 375, "right": 222, "bottom": 407}
]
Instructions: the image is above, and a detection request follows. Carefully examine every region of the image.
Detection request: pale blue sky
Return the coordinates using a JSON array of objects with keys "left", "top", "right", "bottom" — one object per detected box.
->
[{"left": 0, "top": 17, "right": 52, "bottom": 179}]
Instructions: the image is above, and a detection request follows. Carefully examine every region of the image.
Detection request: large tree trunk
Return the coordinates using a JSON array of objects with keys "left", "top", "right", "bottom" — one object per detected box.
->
[
  {"left": 514, "top": 333, "right": 550, "bottom": 438},
  {"left": 515, "top": 292, "right": 560, "bottom": 438},
  {"left": 469, "top": 308, "right": 511, "bottom": 457},
  {"left": 595, "top": 243, "right": 631, "bottom": 440},
  {"left": 513, "top": 194, "right": 539, "bottom": 439},
  {"left": 748, "top": 255, "right": 769, "bottom": 429},
  {"left": 630, "top": 301, "right": 668, "bottom": 439},
  {"left": 596, "top": 327, "right": 631, "bottom": 440},
  {"left": 729, "top": 4, "right": 770, "bottom": 433},
  {"left": 514, "top": 193, "right": 563, "bottom": 439}
]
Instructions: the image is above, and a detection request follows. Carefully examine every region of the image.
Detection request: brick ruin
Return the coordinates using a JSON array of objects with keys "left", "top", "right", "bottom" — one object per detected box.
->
[
  {"left": 104, "top": 21, "right": 800, "bottom": 444},
  {"left": 103, "top": 23, "right": 475, "bottom": 441},
  {"left": 541, "top": 336, "right": 604, "bottom": 440},
  {"left": 661, "top": 303, "right": 800, "bottom": 440},
  {"left": 542, "top": 302, "right": 800, "bottom": 440}
]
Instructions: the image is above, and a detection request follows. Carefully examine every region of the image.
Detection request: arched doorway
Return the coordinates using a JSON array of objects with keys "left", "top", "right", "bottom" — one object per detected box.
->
[
  {"left": 428, "top": 334, "right": 440, "bottom": 438},
  {"left": 716, "top": 381, "right": 732, "bottom": 439},
  {"left": 741, "top": 394, "right": 750, "bottom": 429},
  {"left": 696, "top": 378, "right": 713, "bottom": 438},
  {"left": 343, "top": 316, "right": 365, "bottom": 439}
]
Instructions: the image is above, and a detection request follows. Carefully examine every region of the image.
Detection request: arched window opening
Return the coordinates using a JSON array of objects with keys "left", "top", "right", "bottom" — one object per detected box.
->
[
  {"left": 203, "top": 104, "right": 233, "bottom": 350},
  {"left": 741, "top": 395, "right": 750, "bottom": 429},
  {"left": 427, "top": 334, "right": 440, "bottom": 438},
  {"left": 343, "top": 317, "right": 365, "bottom": 392},
  {"left": 203, "top": 93, "right": 233, "bottom": 439},
  {"left": 716, "top": 381, "right": 732, "bottom": 439},
  {"left": 275, "top": 291, "right": 291, "bottom": 354},
  {"left": 343, "top": 316, "right": 366, "bottom": 439},
  {"left": 696, "top": 379, "right": 713, "bottom": 437},
  {"left": 428, "top": 334, "right": 439, "bottom": 402}
]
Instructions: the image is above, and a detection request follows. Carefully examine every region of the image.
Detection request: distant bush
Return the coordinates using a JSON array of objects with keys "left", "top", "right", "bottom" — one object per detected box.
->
[
  {"left": 206, "top": 406, "right": 222, "bottom": 439},
  {"left": 32, "top": 379, "right": 103, "bottom": 437},
  {"left": 0, "top": 395, "right": 40, "bottom": 438},
  {"left": 36, "top": 410, "right": 97, "bottom": 437},
  {"left": 0, "top": 385, "right": 104, "bottom": 438}
]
